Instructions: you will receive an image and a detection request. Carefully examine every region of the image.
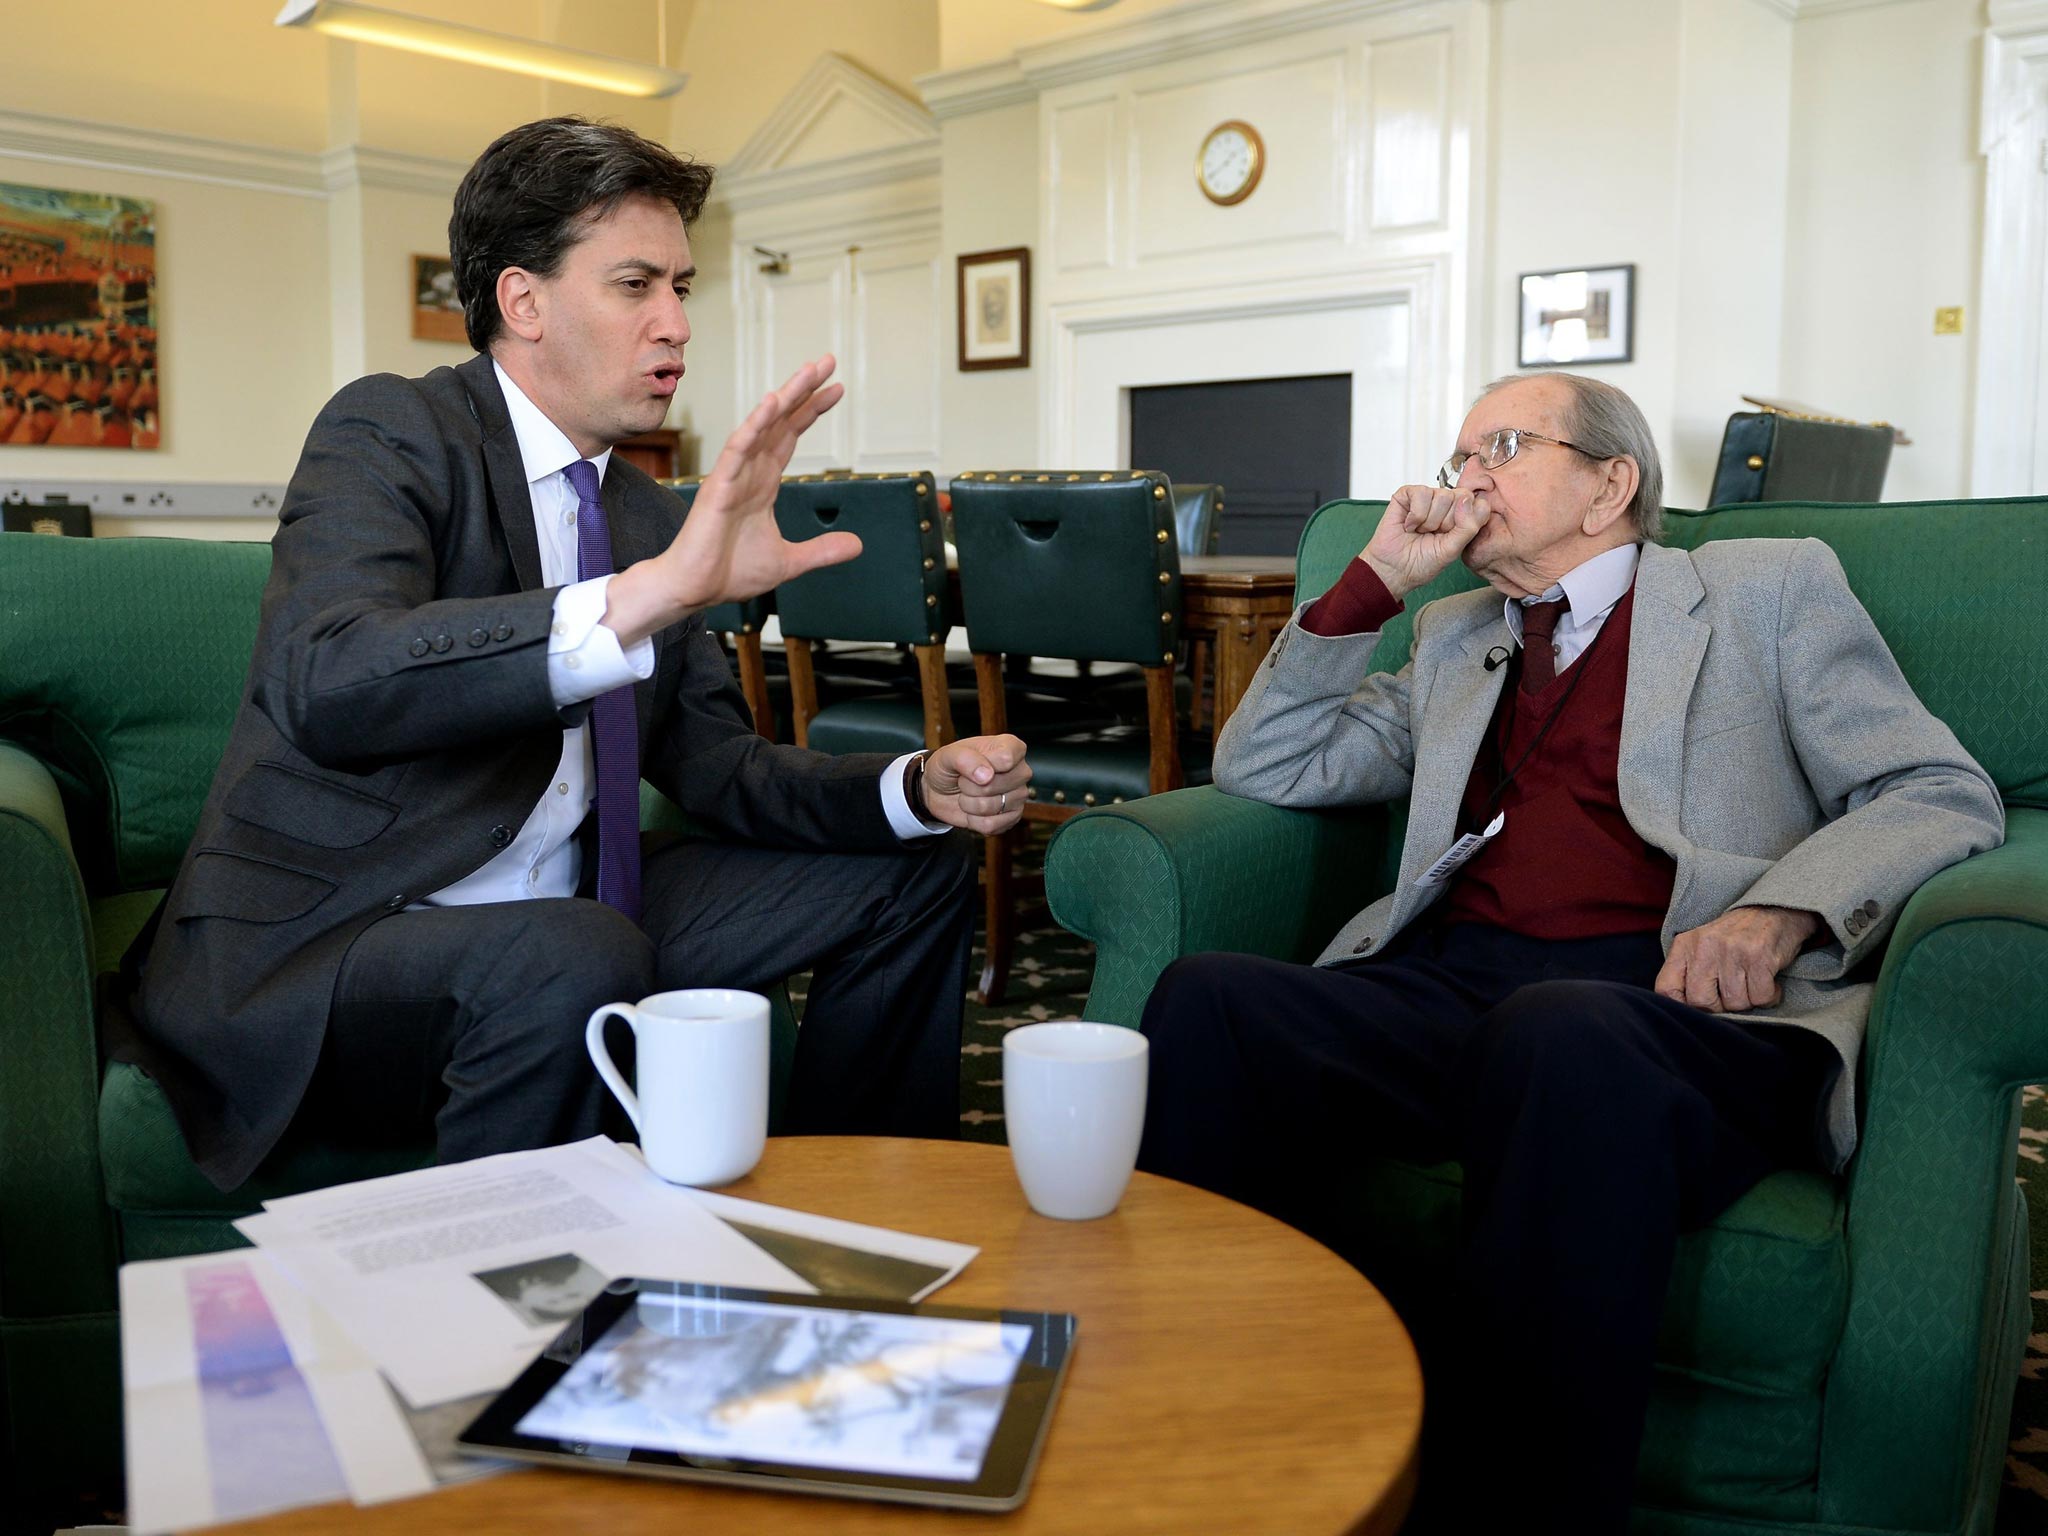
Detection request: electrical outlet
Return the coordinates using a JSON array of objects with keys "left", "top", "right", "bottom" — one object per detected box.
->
[{"left": 1934, "top": 307, "right": 1965, "bottom": 335}]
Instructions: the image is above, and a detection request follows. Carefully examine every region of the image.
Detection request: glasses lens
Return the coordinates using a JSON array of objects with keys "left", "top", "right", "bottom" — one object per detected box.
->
[
  {"left": 1484, "top": 429, "right": 1519, "bottom": 469},
  {"left": 1438, "top": 453, "right": 1467, "bottom": 488}
]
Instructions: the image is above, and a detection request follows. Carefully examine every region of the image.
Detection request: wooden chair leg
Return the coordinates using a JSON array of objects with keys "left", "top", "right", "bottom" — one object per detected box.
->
[
  {"left": 734, "top": 630, "right": 776, "bottom": 740},
  {"left": 978, "top": 825, "right": 1017, "bottom": 1006},
  {"left": 786, "top": 636, "right": 818, "bottom": 749}
]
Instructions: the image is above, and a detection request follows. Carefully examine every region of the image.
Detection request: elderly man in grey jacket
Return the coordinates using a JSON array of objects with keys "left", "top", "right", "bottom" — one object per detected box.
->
[{"left": 1135, "top": 372, "right": 2002, "bottom": 1531}]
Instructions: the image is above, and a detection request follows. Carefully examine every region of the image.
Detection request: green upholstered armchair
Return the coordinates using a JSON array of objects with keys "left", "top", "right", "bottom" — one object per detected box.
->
[
  {"left": 0, "top": 531, "right": 797, "bottom": 1531},
  {"left": 1044, "top": 495, "right": 2048, "bottom": 1535}
]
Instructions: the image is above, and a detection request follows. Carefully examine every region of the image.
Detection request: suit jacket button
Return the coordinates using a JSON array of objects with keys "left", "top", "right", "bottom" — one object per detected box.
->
[
  {"left": 408, "top": 638, "right": 429, "bottom": 657},
  {"left": 493, "top": 623, "right": 513, "bottom": 642},
  {"left": 489, "top": 824, "right": 514, "bottom": 848},
  {"left": 469, "top": 627, "right": 489, "bottom": 648},
  {"left": 432, "top": 634, "right": 453, "bottom": 654},
  {"left": 385, "top": 894, "right": 406, "bottom": 910},
  {"left": 1353, "top": 937, "right": 1373, "bottom": 954}
]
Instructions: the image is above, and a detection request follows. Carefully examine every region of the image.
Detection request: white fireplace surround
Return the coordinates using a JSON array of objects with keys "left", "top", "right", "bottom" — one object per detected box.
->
[{"left": 1048, "top": 258, "right": 1448, "bottom": 493}]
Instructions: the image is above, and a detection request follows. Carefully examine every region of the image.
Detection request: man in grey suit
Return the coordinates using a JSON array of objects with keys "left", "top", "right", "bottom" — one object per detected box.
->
[
  {"left": 132, "top": 118, "right": 1032, "bottom": 1194},
  {"left": 1135, "top": 372, "right": 2002, "bottom": 1530}
]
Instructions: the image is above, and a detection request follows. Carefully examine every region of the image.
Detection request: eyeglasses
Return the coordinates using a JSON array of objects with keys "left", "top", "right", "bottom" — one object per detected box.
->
[{"left": 1437, "top": 427, "right": 1605, "bottom": 489}]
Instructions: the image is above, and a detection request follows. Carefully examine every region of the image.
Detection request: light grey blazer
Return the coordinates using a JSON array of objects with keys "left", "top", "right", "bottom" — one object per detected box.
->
[{"left": 1215, "top": 538, "right": 2005, "bottom": 1168}]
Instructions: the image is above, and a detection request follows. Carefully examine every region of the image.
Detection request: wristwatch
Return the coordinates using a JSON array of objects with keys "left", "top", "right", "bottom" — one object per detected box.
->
[{"left": 904, "top": 750, "right": 932, "bottom": 819}]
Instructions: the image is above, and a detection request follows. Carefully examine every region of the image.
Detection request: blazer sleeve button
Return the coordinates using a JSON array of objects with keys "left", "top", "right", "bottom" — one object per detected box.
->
[
  {"left": 1861, "top": 899, "right": 1881, "bottom": 918},
  {"left": 408, "top": 639, "right": 429, "bottom": 658},
  {"left": 469, "top": 628, "right": 489, "bottom": 648},
  {"left": 493, "top": 624, "right": 514, "bottom": 642},
  {"left": 432, "top": 634, "right": 454, "bottom": 654}
]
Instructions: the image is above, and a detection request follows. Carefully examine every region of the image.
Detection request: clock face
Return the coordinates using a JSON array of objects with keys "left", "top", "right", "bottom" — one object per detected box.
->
[{"left": 1198, "top": 121, "right": 1263, "bottom": 206}]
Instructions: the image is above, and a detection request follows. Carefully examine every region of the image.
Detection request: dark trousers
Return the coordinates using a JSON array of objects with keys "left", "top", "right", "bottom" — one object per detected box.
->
[
  {"left": 1135, "top": 922, "right": 1838, "bottom": 1534},
  {"left": 300, "top": 830, "right": 977, "bottom": 1161}
]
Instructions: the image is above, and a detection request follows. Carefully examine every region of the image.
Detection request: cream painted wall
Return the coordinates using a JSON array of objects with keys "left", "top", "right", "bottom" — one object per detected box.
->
[
  {"left": 1486, "top": 0, "right": 1684, "bottom": 481},
  {"left": 0, "top": 153, "right": 331, "bottom": 486},
  {"left": 1780, "top": 0, "right": 1982, "bottom": 504},
  {"left": 936, "top": 0, "right": 1195, "bottom": 71}
]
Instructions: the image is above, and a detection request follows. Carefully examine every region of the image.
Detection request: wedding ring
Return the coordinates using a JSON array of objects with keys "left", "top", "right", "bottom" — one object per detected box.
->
[{"left": 999, "top": 791, "right": 1009, "bottom": 813}]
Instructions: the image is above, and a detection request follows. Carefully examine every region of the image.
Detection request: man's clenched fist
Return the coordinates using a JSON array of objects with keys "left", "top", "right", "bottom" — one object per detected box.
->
[{"left": 1362, "top": 485, "right": 1491, "bottom": 598}]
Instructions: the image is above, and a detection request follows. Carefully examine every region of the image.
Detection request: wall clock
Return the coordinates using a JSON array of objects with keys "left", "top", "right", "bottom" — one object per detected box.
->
[{"left": 1196, "top": 120, "right": 1264, "bottom": 206}]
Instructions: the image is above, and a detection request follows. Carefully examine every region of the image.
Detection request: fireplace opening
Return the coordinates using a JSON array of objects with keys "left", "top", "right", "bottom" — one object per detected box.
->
[{"left": 1128, "top": 374, "right": 1351, "bottom": 556}]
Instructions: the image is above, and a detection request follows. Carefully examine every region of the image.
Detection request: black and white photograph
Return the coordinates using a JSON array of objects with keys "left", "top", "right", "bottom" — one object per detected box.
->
[
  {"left": 1517, "top": 263, "right": 1635, "bottom": 367},
  {"left": 470, "top": 1253, "right": 607, "bottom": 1330}
]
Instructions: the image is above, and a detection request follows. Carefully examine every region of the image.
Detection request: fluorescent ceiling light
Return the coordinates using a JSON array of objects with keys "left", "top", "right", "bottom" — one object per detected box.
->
[{"left": 275, "top": 0, "right": 688, "bottom": 99}]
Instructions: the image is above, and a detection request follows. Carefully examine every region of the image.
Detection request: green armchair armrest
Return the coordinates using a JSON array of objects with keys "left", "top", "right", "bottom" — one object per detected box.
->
[
  {"left": 1044, "top": 784, "right": 1388, "bottom": 1026},
  {"left": 1821, "top": 804, "right": 2048, "bottom": 1528}
]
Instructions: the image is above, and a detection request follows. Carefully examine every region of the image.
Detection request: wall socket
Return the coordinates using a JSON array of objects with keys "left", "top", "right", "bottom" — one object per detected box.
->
[{"left": 1934, "top": 306, "right": 1965, "bottom": 335}]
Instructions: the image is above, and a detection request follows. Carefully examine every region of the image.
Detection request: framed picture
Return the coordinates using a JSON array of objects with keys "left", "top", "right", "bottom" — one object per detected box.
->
[
  {"left": 0, "top": 178, "right": 159, "bottom": 449},
  {"left": 957, "top": 247, "right": 1030, "bottom": 372},
  {"left": 1518, "top": 264, "right": 1634, "bottom": 367},
  {"left": 412, "top": 254, "right": 466, "bottom": 344}
]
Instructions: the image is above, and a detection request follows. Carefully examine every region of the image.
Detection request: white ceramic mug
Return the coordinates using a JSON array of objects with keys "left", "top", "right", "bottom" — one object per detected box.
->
[
  {"left": 1002, "top": 1022, "right": 1149, "bottom": 1220},
  {"left": 585, "top": 988, "right": 769, "bottom": 1187}
]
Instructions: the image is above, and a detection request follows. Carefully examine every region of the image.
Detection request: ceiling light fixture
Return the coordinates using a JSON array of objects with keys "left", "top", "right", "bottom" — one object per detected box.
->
[{"left": 274, "top": 0, "right": 688, "bottom": 99}]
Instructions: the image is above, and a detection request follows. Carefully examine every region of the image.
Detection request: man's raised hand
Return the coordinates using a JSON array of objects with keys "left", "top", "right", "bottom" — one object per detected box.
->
[
  {"left": 1361, "top": 485, "right": 1490, "bottom": 598},
  {"left": 604, "top": 355, "right": 851, "bottom": 648}
]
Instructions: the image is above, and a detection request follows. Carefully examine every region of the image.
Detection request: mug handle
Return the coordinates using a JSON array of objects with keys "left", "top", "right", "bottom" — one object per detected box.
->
[{"left": 584, "top": 1003, "right": 643, "bottom": 1135}]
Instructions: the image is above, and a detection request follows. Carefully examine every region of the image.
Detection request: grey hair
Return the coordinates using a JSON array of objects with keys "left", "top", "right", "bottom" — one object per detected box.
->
[{"left": 1481, "top": 372, "right": 1664, "bottom": 541}]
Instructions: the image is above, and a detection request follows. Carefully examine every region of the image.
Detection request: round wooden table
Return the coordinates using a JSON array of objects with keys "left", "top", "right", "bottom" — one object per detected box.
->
[{"left": 221, "top": 1137, "right": 1421, "bottom": 1536}]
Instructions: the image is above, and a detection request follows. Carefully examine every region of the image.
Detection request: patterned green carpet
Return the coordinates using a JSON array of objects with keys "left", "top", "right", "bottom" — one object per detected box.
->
[{"left": 917, "top": 883, "right": 2048, "bottom": 1527}]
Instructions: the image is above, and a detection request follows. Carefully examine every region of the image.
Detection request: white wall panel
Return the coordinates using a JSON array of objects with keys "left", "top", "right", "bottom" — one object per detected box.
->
[
  {"left": 1050, "top": 97, "right": 1118, "bottom": 272},
  {"left": 760, "top": 260, "right": 850, "bottom": 469},
  {"left": 1129, "top": 52, "right": 1349, "bottom": 261},
  {"left": 1368, "top": 31, "right": 1449, "bottom": 232},
  {"left": 853, "top": 249, "right": 943, "bottom": 462}
]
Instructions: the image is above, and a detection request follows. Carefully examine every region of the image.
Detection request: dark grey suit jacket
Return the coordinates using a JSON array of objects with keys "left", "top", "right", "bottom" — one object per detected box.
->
[{"left": 137, "top": 354, "right": 901, "bottom": 1190}]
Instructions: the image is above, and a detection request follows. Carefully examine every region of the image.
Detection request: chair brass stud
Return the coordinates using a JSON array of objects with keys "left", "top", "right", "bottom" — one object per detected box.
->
[
  {"left": 1164, "top": 651, "right": 1175, "bottom": 663},
  {"left": 1158, "top": 571, "right": 1171, "bottom": 585},
  {"left": 924, "top": 557, "right": 936, "bottom": 570},
  {"left": 1036, "top": 475, "right": 1050, "bottom": 483},
  {"left": 741, "top": 623, "right": 754, "bottom": 634},
  {"left": 1153, "top": 485, "right": 1166, "bottom": 500},
  {"left": 1129, "top": 471, "right": 1143, "bottom": 479},
  {"left": 1026, "top": 785, "right": 1038, "bottom": 798},
  {"left": 1161, "top": 611, "right": 1172, "bottom": 622},
  {"left": 930, "top": 631, "right": 942, "bottom": 642},
  {"left": 1053, "top": 790, "right": 1067, "bottom": 803},
  {"left": 1156, "top": 529, "right": 1169, "bottom": 543},
  {"left": 926, "top": 594, "right": 939, "bottom": 607},
  {"left": 1746, "top": 455, "right": 1765, "bottom": 471},
  {"left": 1099, "top": 473, "right": 1114, "bottom": 482},
  {"left": 1067, "top": 474, "right": 1080, "bottom": 482},
  {"left": 1083, "top": 793, "right": 1097, "bottom": 806},
  {"left": 920, "top": 519, "right": 932, "bottom": 531},
  {"left": 1112, "top": 795, "right": 1125, "bottom": 803},
  {"left": 916, "top": 482, "right": 929, "bottom": 495}
]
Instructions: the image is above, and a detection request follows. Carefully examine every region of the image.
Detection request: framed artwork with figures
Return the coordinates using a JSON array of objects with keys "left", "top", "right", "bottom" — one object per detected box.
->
[{"left": 957, "top": 247, "right": 1030, "bottom": 372}]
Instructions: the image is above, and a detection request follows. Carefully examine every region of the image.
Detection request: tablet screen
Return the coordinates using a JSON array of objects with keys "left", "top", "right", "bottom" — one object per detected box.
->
[
  {"left": 457, "top": 1281, "right": 1076, "bottom": 1512},
  {"left": 515, "top": 1291, "right": 1033, "bottom": 1481}
]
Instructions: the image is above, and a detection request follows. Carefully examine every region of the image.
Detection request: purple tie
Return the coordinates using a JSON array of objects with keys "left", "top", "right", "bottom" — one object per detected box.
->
[{"left": 562, "top": 458, "right": 642, "bottom": 923}]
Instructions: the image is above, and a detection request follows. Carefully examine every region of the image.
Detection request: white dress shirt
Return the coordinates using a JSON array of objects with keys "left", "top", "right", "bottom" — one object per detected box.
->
[
  {"left": 424, "top": 364, "right": 939, "bottom": 910},
  {"left": 1502, "top": 542, "right": 1641, "bottom": 674}
]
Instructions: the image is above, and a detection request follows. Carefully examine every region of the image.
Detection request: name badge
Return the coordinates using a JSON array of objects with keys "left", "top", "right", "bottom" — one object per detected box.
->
[{"left": 1413, "top": 812, "right": 1505, "bottom": 888}]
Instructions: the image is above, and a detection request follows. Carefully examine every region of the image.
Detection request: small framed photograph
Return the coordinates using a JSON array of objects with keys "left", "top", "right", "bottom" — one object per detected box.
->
[
  {"left": 957, "top": 247, "right": 1030, "bottom": 371},
  {"left": 1518, "top": 264, "right": 1634, "bottom": 367},
  {"left": 411, "top": 254, "right": 467, "bottom": 344}
]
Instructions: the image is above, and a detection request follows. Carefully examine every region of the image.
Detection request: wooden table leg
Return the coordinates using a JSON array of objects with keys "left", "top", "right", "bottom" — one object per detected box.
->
[{"left": 1212, "top": 617, "right": 1269, "bottom": 737}]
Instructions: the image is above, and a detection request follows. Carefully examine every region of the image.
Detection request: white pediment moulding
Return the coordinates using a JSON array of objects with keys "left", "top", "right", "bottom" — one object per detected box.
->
[
  {"left": 0, "top": 108, "right": 468, "bottom": 200},
  {"left": 723, "top": 54, "right": 938, "bottom": 178}
]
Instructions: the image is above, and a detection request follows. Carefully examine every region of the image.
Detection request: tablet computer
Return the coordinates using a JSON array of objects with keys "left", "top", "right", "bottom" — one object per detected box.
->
[{"left": 457, "top": 1280, "right": 1076, "bottom": 1512}]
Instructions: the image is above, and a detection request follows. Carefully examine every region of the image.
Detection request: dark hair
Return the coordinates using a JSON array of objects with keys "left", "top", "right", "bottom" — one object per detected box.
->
[{"left": 449, "top": 116, "right": 714, "bottom": 352}]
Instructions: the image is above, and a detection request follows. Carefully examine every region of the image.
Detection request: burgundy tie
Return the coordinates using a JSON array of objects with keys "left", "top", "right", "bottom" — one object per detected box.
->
[
  {"left": 1518, "top": 598, "right": 1568, "bottom": 696},
  {"left": 561, "top": 459, "right": 642, "bottom": 923}
]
